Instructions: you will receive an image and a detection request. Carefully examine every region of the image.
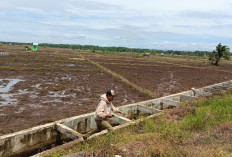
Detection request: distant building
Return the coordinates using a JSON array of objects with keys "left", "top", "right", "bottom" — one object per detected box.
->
[
  {"left": 144, "top": 53, "right": 150, "bottom": 57},
  {"left": 33, "top": 43, "right": 38, "bottom": 51},
  {"left": 161, "top": 53, "right": 164, "bottom": 56}
]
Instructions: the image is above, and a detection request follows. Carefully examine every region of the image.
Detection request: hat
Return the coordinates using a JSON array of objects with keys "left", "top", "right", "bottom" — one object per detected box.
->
[{"left": 106, "top": 90, "right": 116, "bottom": 97}]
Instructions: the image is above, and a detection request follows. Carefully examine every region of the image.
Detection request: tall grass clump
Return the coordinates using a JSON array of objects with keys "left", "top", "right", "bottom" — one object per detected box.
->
[{"left": 181, "top": 92, "right": 232, "bottom": 131}]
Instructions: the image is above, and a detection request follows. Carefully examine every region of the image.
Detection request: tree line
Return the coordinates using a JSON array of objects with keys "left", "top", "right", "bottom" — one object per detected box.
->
[{"left": 0, "top": 41, "right": 222, "bottom": 57}]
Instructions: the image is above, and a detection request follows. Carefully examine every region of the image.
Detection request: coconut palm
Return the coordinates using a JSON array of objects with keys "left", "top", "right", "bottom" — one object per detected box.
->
[{"left": 209, "top": 43, "right": 231, "bottom": 65}]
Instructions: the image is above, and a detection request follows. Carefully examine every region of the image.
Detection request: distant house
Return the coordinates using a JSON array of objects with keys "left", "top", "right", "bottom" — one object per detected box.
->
[
  {"left": 161, "top": 53, "right": 164, "bottom": 56},
  {"left": 33, "top": 43, "right": 38, "bottom": 51},
  {"left": 144, "top": 53, "right": 150, "bottom": 57}
]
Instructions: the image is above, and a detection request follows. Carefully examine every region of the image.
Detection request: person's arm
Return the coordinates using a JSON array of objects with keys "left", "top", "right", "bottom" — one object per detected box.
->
[{"left": 111, "top": 103, "right": 123, "bottom": 114}]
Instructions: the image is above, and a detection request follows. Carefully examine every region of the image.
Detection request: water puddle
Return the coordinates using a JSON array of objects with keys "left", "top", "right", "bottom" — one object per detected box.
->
[
  {"left": 49, "top": 90, "right": 75, "bottom": 98},
  {"left": 69, "top": 57, "right": 85, "bottom": 61},
  {"left": 0, "top": 52, "right": 10, "bottom": 56},
  {"left": 0, "top": 79, "right": 22, "bottom": 93},
  {"left": 31, "top": 84, "right": 42, "bottom": 89},
  {"left": 60, "top": 64, "right": 76, "bottom": 67},
  {"left": 61, "top": 76, "right": 72, "bottom": 81},
  {"left": 29, "top": 104, "right": 43, "bottom": 109},
  {"left": 81, "top": 98, "right": 91, "bottom": 102},
  {"left": 0, "top": 94, "right": 18, "bottom": 105},
  {"left": 0, "top": 79, "right": 23, "bottom": 106},
  {"left": 67, "top": 64, "right": 76, "bottom": 67}
]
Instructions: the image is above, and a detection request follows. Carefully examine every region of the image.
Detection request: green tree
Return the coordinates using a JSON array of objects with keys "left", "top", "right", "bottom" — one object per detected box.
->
[{"left": 209, "top": 43, "right": 231, "bottom": 65}]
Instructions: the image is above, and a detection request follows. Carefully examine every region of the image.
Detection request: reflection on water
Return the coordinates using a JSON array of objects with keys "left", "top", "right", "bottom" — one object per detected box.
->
[{"left": 0, "top": 79, "right": 23, "bottom": 106}]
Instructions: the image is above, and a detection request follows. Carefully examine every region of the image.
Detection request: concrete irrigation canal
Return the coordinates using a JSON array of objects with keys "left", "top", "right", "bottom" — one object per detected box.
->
[{"left": 0, "top": 80, "right": 232, "bottom": 157}]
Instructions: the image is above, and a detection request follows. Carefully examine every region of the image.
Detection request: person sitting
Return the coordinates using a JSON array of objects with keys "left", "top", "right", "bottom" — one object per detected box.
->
[{"left": 83, "top": 90, "right": 123, "bottom": 140}]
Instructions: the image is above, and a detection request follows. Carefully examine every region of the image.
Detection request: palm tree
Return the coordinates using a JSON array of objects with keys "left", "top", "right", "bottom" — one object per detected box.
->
[{"left": 209, "top": 43, "right": 231, "bottom": 65}]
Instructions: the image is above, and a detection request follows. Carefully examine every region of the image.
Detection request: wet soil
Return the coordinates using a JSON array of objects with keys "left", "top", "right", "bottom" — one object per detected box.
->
[
  {"left": 87, "top": 54, "right": 232, "bottom": 97},
  {"left": 1, "top": 45, "right": 232, "bottom": 135},
  {"left": 90, "top": 54, "right": 232, "bottom": 73},
  {"left": 0, "top": 45, "right": 149, "bottom": 135},
  {"left": 0, "top": 70, "right": 149, "bottom": 135},
  {"left": 102, "top": 63, "right": 232, "bottom": 96}
]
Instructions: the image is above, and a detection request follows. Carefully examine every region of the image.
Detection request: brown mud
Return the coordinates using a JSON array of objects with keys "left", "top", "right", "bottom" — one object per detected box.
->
[{"left": 0, "top": 45, "right": 149, "bottom": 135}]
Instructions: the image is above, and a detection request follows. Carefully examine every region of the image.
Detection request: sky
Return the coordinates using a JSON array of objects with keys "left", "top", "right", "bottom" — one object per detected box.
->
[{"left": 0, "top": 0, "right": 232, "bottom": 51}]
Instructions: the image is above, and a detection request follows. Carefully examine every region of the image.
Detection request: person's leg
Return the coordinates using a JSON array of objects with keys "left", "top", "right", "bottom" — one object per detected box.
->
[
  {"left": 100, "top": 120, "right": 113, "bottom": 133},
  {"left": 84, "top": 128, "right": 97, "bottom": 138},
  {"left": 83, "top": 120, "right": 103, "bottom": 139}
]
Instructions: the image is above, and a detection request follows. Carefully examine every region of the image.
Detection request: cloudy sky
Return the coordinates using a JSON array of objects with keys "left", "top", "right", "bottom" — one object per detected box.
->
[{"left": 0, "top": 0, "right": 232, "bottom": 51}]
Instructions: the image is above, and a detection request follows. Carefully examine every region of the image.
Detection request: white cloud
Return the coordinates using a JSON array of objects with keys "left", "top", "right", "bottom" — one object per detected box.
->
[
  {"left": 152, "top": 41, "right": 219, "bottom": 51},
  {"left": 0, "top": 0, "right": 232, "bottom": 51},
  {"left": 17, "top": 7, "right": 45, "bottom": 14}
]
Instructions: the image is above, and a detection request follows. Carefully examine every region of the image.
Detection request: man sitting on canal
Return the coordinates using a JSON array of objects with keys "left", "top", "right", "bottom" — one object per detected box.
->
[{"left": 83, "top": 90, "right": 123, "bottom": 140}]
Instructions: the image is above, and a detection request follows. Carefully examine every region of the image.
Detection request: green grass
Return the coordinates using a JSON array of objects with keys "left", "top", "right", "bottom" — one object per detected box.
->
[
  {"left": 48, "top": 91, "right": 232, "bottom": 157},
  {"left": 48, "top": 151, "right": 65, "bottom": 157},
  {"left": 181, "top": 93, "right": 232, "bottom": 131}
]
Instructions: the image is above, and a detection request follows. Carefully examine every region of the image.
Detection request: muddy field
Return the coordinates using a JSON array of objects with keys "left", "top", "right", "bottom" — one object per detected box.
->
[
  {"left": 89, "top": 55, "right": 232, "bottom": 96},
  {"left": 0, "top": 44, "right": 232, "bottom": 135},
  {"left": 0, "top": 45, "right": 149, "bottom": 135}
]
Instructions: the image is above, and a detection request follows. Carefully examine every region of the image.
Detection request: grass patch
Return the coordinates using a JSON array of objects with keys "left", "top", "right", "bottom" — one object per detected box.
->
[
  {"left": 48, "top": 91, "right": 232, "bottom": 157},
  {"left": 181, "top": 92, "right": 232, "bottom": 132},
  {"left": 48, "top": 150, "right": 65, "bottom": 157}
]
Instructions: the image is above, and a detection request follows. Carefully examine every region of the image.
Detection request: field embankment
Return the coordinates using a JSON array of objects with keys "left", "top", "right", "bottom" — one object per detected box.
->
[{"left": 48, "top": 90, "right": 232, "bottom": 157}]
